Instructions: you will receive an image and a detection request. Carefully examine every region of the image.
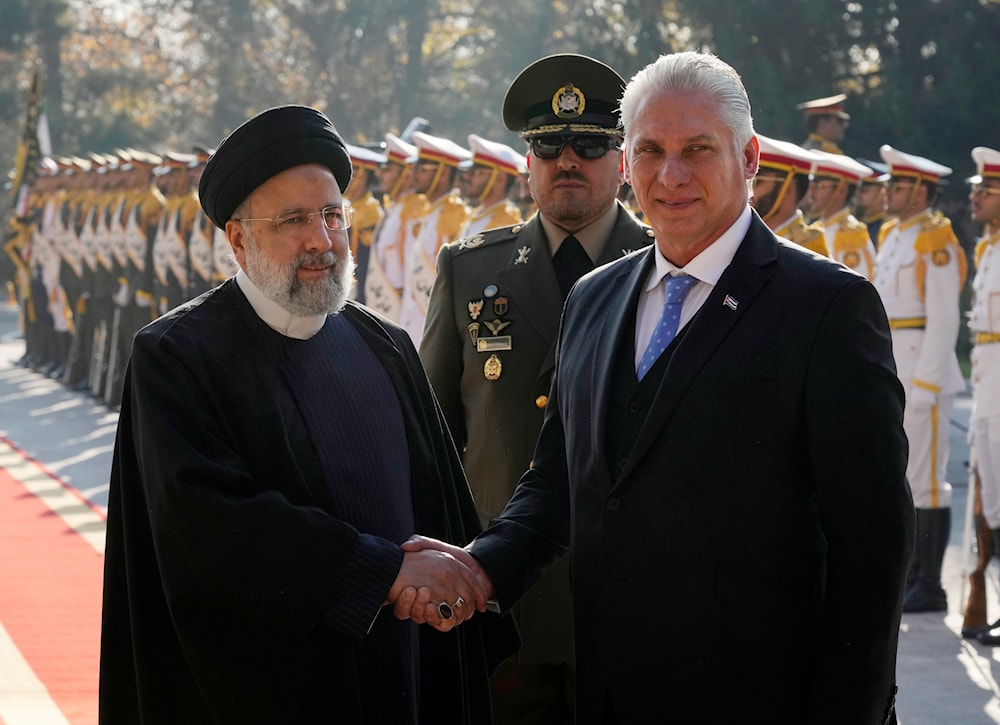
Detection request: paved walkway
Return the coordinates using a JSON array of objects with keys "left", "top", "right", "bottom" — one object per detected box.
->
[{"left": 0, "top": 301, "right": 999, "bottom": 723}]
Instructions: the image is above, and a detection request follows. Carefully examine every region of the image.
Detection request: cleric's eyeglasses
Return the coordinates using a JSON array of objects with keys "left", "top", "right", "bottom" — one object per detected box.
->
[
  {"left": 529, "top": 135, "right": 619, "bottom": 161},
  {"left": 233, "top": 203, "right": 354, "bottom": 236}
]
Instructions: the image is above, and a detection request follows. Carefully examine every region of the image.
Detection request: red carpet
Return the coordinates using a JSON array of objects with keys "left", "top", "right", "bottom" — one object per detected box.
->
[{"left": 0, "top": 441, "right": 104, "bottom": 725}]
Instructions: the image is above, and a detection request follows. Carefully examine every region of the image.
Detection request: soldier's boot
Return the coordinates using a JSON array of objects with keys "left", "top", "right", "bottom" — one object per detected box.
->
[
  {"left": 977, "top": 528, "right": 1000, "bottom": 644},
  {"left": 902, "top": 508, "right": 950, "bottom": 613}
]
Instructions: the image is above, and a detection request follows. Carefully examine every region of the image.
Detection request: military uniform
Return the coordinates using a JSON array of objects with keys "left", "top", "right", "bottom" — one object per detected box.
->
[
  {"left": 959, "top": 147, "right": 1000, "bottom": 646},
  {"left": 774, "top": 210, "right": 829, "bottom": 257},
  {"left": 797, "top": 93, "right": 849, "bottom": 155},
  {"left": 875, "top": 144, "right": 967, "bottom": 613},
  {"left": 344, "top": 144, "right": 387, "bottom": 304},
  {"left": 457, "top": 134, "right": 526, "bottom": 238},
  {"left": 754, "top": 134, "right": 829, "bottom": 257},
  {"left": 811, "top": 152, "right": 878, "bottom": 279},
  {"left": 398, "top": 131, "right": 471, "bottom": 345},
  {"left": 364, "top": 133, "right": 423, "bottom": 323}
]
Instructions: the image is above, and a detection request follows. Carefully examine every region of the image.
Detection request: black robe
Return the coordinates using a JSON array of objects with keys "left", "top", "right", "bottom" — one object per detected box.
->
[{"left": 99, "top": 279, "right": 518, "bottom": 724}]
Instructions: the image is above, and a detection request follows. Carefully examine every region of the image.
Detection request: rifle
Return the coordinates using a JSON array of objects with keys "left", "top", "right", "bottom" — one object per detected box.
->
[{"left": 961, "top": 447, "right": 992, "bottom": 638}]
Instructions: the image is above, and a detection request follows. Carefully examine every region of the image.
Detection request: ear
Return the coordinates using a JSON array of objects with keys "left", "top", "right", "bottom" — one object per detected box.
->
[
  {"left": 525, "top": 152, "right": 532, "bottom": 172},
  {"left": 744, "top": 136, "right": 760, "bottom": 180},
  {"left": 226, "top": 220, "right": 249, "bottom": 271}
]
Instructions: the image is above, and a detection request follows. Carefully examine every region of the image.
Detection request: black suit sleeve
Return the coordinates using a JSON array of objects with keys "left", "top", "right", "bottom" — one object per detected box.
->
[{"left": 803, "top": 276, "right": 913, "bottom": 723}]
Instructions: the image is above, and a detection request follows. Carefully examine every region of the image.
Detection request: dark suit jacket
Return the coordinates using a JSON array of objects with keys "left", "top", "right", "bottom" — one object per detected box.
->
[
  {"left": 470, "top": 213, "right": 914, "bottom": 724},
  {"left": 100, "top": 280, "right": 517, "bottom": 724},
  {"left": 420, "top": 202, "right": 652, "bottom": 661}
]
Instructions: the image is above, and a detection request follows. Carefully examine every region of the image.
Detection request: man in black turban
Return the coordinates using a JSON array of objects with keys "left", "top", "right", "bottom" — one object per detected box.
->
[{"left": 99, "top": 104, "right": 519, "bottom": 724}]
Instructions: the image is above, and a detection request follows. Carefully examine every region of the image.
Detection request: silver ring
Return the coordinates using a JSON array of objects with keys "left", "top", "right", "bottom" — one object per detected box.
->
[
  {"left": 436, "top": 602, "right": 454, "bottom": 620},
  {"left": 454, "top": 596, "right": 465, "bottom": 609}
]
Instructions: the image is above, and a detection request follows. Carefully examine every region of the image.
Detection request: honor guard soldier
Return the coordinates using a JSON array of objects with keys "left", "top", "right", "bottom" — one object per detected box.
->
[
  {"left": 344, "top": 143, "right": 386, "bottom": 303},
  {"left": 807, "top": 151, "right": 878, "bottom": 279},
  {"left": 58, "top": 156, "right": 95, "bottom": 389},
  {"left": 751, "top": 134, "right": 829, "bottom": 257},
  {"left": 186, "top": 145, "right": 217, "bottom": 298},
  {"left": 961, "top": 147, "right": 1000, "bottom": 644},
  {"left": 399, "top": 131, "right": 471, "bottom": 345},
  {"left": 855, "top": 158, "right": 891, "bottom": 244},
  {"left": 457, "top": 134, "right": 525, "bottom": 238},
  {"left": 875, "top": 144, "right": 968, "bottom": 613},
  {"left": 797, "top": 93, "right": 849, "bottom": 155},
  {"left": 151, "top": 151, "right": 197, "bottom": 317},
  {"left": 420, "top": 52, "right": 653, "bottom": 725},
  {"left": 364, "top": 132, "right": 423, "bottom": 322}
]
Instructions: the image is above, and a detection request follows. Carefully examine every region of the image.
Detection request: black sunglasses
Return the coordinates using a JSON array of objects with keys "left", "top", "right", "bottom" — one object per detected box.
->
[{"left": 529, "top": 135, "right": 619, "bottom": 161}]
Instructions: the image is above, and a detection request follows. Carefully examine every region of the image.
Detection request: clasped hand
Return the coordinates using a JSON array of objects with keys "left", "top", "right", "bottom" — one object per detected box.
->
[{"left": 386, "top": 535, "right": 495, "bottom": 631}]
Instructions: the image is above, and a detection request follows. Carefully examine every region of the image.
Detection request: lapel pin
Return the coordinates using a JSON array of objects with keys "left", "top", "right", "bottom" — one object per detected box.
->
[{"left": 723, "top": 295, "right": 739, "bottom": 310}]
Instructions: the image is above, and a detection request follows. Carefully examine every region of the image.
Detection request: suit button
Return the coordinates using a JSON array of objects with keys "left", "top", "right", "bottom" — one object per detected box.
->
[
  {"left": 535, "top": 395, "right": 548, "bottom": 409},
  {"left": 629, "top": 401, "right": 642, "bottom": 414},
  {"left": 606, "top": 497, "right": 622, "bottom": 512}
]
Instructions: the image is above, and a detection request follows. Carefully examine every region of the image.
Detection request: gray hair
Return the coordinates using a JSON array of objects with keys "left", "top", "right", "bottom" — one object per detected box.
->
[{"left": 619, "top": 52, "right": 755, "bottom": 154}]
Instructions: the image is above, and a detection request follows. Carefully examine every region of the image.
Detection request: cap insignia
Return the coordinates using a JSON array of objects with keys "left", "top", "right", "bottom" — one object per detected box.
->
[{"left": 552, "top": 84, "right": 586, "bottom": 119}]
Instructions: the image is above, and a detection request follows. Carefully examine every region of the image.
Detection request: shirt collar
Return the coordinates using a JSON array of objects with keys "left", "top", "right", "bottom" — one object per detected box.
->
[
  {"left": 646, "top": 205, "right": 751, "bottom": 291},
  {"left": 539, "top": 201, "right": 620, "bottom": 261},
  {"left": 235, "top": 269, "right": 327, "bottom": 340}
]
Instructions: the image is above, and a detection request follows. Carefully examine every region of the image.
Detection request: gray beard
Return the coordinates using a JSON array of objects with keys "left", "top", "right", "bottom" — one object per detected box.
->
[{"left": 244, "top": 240, "right": 356, "bottom": 316}]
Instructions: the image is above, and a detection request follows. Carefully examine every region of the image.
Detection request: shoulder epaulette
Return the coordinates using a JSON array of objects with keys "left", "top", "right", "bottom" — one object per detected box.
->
[
  {"left": 353, "top": 194, "right": 383, "bottom": 230},
  {"left": 975, "top": 233, "right": 1000, "bottom": 267},
  {"left": 913, "top": 214, "right": 958, "bottom": 254},
  {"left": 452, "top": 224, "right": 520, "bottom": 255},
  {"left": 787, "top": 218, "right": 829, "bottom": 256},
  {"left": 835, "top": 221, "right": 872, "bottom": 253}
]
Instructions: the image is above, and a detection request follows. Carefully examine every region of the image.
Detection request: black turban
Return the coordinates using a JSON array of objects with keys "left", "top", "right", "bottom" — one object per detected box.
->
[{"left": 198, "top": 105, "right": 354, "bottom": 229}]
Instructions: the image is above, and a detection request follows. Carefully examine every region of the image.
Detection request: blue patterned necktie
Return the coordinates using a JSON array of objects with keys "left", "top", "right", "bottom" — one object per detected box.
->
[{"left": 636, "top": 274, "right": 698, "bottom": 380}]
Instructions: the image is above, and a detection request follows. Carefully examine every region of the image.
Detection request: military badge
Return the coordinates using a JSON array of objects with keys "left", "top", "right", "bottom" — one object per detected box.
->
[
  {"left": 844, "top": 251, "right": 860, "bottom": 269},
  {"left": 493, "top": 296, "right": 508, "bottom": 316},
  {"left": 484, "top": 319, "right": 511, "bottom": 336},
  {"left": 468, "top": 298, "right": 484, "bottom": 320},
  {"left": 552, "top": 83, "right": 585, "bottom": 119},
  {"left": 483, "top": 284, "right": 498, "bottom": 298},
  {"left": 931, "top": 248, "right": 951, "bottom": 266},
  {"left": 468, "top": 322, "right": 480, "bottom": 345},
  {"left": 484, "top": 353, "right": 503, "bottom": 381},
  {"left": 515, "top": 245, "right": 530, "bottom": 265},
  {"left": 459, "top": 234, "right": 485, "bottom": 250}
]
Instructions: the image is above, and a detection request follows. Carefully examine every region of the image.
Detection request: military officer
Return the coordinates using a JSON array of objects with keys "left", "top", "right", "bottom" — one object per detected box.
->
[
  {"left": 751, "top": 134, "right": 829, "bottom": 257},
  {"left": 797, "top": 93, "right": 849, "bottom": 155},
  {"left": 855, "top": 158, "right": 891, "bottom": 244},
  {"left": 961, "top": 147, "right": 1000, "bottom": 644},
  {"left": 399, "top": 131, "right": 471, "bottom": 345},
  {"left": 875, "top": 144, "right": 967, "bottom": 613},
  {"left": 807, "top": 151, "right": 878, "bottom": 279},
  {"left": 420, "top": 53, "right": 653, "bottom": 725},
  {"left": 457, "top": 134, "right": 525, "bottom": 238},
  {"left": 364, "top": 132, "right": 424, "bottom": 322},
  {"left": 344, "top": 143, "right": 386, "bottom": 303}
]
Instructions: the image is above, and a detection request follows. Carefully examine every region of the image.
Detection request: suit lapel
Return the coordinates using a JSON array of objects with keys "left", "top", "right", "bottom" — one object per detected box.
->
[
  {"left": 618, "top": 217, "right": 779, "bottom": 483},
  {"left": 591, "top": 250, "right": 655, "bottom": 483}
]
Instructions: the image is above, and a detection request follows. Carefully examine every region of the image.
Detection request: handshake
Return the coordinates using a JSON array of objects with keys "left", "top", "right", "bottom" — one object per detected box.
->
[{"left": 386, "top": 535, "right": 495, "bottom": 632}]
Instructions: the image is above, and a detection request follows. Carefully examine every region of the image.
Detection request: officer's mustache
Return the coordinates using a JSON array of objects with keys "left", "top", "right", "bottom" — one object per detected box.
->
[{"left": 552, "top": 170, "right": 588, "bottom": 183}]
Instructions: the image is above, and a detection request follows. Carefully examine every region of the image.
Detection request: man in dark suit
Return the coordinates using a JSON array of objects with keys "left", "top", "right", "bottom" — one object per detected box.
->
[
  {"left": 420, "top": 54, "right": 651, "bottom": 724},
  {"left": 99, "top": 105, "right": 517, "bottom": 724},
  {"left": 403, "top": 51, "right": 913, "bottom": 724}
]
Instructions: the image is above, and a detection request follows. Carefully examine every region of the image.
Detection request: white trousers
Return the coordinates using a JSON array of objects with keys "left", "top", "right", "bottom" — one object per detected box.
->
[
  {"left": 975, "top": 416, "right": 1000, "bottom": 529},
  {"left": 904, "top": 395, "right": 955, "bottom": 509}
]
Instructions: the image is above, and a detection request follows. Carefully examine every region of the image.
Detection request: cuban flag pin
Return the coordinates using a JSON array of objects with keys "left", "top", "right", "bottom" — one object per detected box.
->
[{"left": 723, "top": 295, "right": 739, "bottom": 310}]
